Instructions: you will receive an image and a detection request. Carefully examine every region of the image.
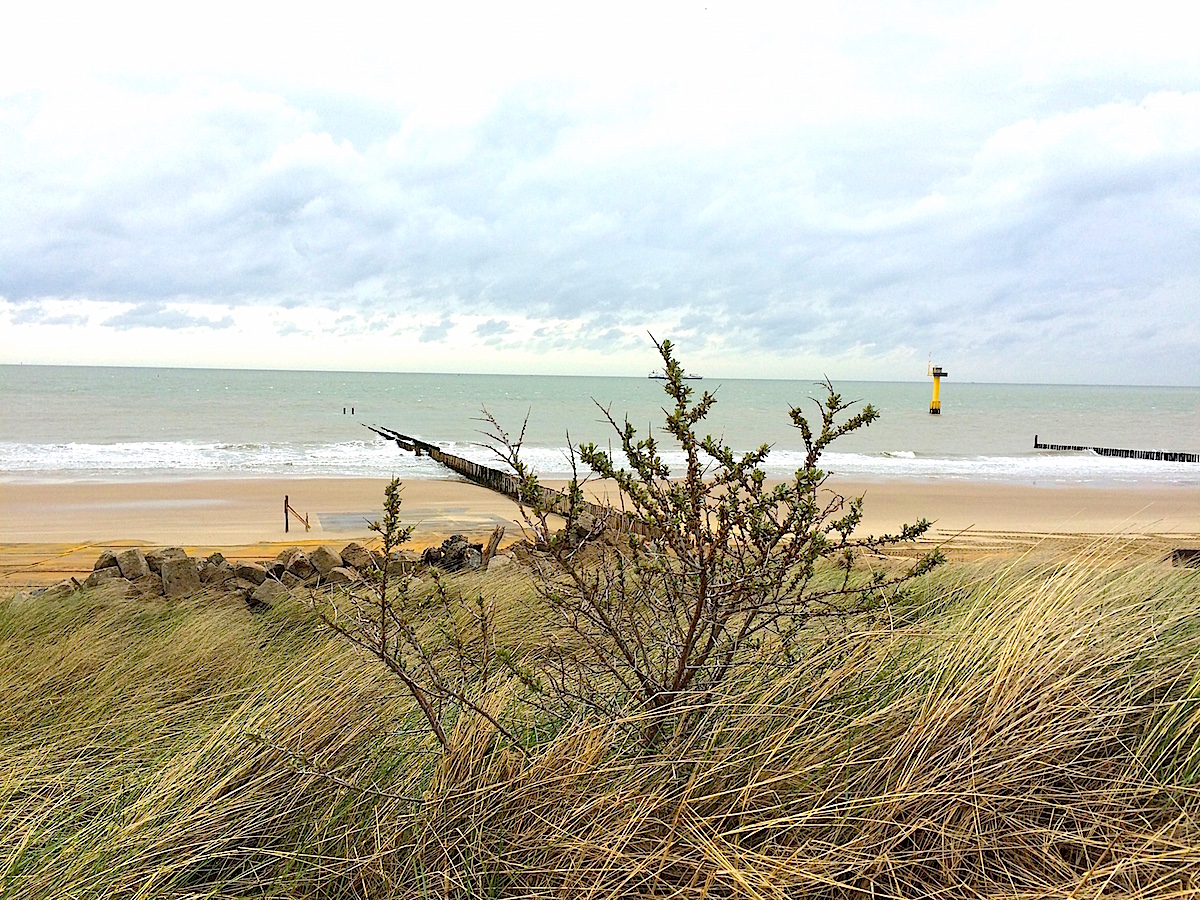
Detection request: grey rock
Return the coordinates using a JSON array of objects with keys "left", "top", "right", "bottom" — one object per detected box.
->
[
  {"left": 146, "top": 547, "right": 187, "bottom": 574},
  {"left": 40, "top": 581, "right": 76, "bottom": 602},
  {"left": 309, "top": 545, "right": 342, "bottom": 577},
  {"left": 93, "top": 578, "right": 141, "bottom": 600},
  {"left": 251, "top": 578, "right": 289, "bottom": 605},
  {"left": 115, "top": 548, "right": 151, "bottom": 580},
  {"left": 275, "top": 547, "right": 304, "bottom": 568},
  {"left": 234, "top": 561, "right": 268, "bottom": 585},
  {"left": 84, "top": 567, "right": 125, "bottom": 589},
  {"left": 161, "top": 557, "right": 201, "bottom": 597},
  {"left": 205, "top": 551, "right": 227, "bottom": 568},
  {"left": 94, "top": 549, "right": 120, "bottom": 571},
  {"left": 204, "top": 562, "right": 235, "bottom": 585},
  {"left": 265, "top": 559, "right": 287, "bottom": 579},
  {"left": 340, "top": 542, "right": 375, "bottom": 572},
  {"left": 325, "top": 566, "right": 358, "bottom": 585},
  {"left": 287, "top": 552, "right": 315, "bottom": 579},
  {"left": 231, "top": 577, "right": 258, "bottom": 595},
  {"left": 132, "top": 574, "right": 164, "bottom": 597},
  {"left": 281, "top": 571, "right": 303, "bottom": 588},
  {"left": 424, "top": 535, "right": 483, "bottom": 572}
]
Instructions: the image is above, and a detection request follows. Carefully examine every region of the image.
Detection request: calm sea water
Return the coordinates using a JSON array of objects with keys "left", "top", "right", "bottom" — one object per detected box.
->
[{"left": 2, "top": 365, "right": 1198, "bottom": 486}]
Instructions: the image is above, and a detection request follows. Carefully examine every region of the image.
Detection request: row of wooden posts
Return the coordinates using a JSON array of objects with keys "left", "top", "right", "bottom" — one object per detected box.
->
[
  {"left": 365, "top": 424, "right": 657, "bottom": 536},
  {"left": 1033, "top": 436, "right": 1199, "bottom": 463}
]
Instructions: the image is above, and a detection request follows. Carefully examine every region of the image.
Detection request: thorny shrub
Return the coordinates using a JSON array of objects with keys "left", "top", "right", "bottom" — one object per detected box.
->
[
  {"left": 314, "top": 339, "right": 942, "bottom": 752},
  {"left": 482, "top": 337, "right": 943, "bottom": 744}
]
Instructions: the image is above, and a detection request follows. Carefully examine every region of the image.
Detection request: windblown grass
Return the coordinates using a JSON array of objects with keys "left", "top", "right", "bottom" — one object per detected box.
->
[{"left": 2, "top": 551, "right": 1199, "bottom": 898}]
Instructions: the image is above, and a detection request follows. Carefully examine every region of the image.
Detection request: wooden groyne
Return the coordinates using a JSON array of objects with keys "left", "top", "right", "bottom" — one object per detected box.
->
[
  {"left": 1034, "top": 435, "right": 1199, "bottom": 463},
  {"left": 366, "top": 424, "right": 546, "bottom": 504},
  {"left": 366, "top": 424, "right": 653, "bottom": 535}
]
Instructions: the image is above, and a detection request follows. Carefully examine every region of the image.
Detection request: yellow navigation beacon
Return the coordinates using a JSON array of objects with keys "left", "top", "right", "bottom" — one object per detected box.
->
[{"left": 927, "top": 359, "right": 947, "bottom": 415}]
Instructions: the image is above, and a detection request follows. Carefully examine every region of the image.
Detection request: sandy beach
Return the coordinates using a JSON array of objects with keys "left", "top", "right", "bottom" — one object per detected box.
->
[{"left": 3, "top": 476, "right": 1199, "bottom": 585}]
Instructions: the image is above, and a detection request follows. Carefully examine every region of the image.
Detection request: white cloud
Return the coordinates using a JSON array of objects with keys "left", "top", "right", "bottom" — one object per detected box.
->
[{"left": 1, "top": 2, "right": 1199, "bottom": 382}]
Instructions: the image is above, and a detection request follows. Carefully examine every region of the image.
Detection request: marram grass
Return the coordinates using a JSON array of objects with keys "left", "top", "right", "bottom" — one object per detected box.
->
[{"left": 1, "top": 552, "right": 1199, "bottom": 898}]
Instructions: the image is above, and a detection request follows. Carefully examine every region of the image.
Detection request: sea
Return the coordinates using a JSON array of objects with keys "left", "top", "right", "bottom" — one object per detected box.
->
[{"left": 2, "top": 365, "right": 1198, "bottom": 487}]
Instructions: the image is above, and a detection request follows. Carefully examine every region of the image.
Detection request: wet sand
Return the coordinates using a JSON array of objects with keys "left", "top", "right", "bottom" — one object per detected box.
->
[{"left": 2, "top": 476, "right": 1199, "bottom": 586}]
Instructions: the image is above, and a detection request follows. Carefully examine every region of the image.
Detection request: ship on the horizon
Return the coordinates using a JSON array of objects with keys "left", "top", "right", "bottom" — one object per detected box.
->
[{"left": 648, "top": 370, "right": 702, "bottom": 380}]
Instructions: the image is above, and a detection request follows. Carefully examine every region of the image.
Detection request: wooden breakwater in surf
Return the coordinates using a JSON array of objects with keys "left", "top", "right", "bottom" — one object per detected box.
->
[
  {"left": 1034, "top": 436, "right": 1199, "bottom": 463},
  {"left": 366, "top": 424, "right": 654, "bottom": 536}
]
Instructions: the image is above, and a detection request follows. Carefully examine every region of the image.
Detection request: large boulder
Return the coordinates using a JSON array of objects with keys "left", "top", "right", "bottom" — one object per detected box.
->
[
  {"left": 131, "top": 574, "right": 165, "bottom": 597},
  {"left": 161, "top": 557, "right": 201, "bottom": 597},
  {"left": 230, "top": 577, "right": 260, "bottom": 595},
  {"left": 211, "top": 562, "right": 236, "bottom": 585},
  {"left": 115, "top": 548, "right": 151, "bottom": 580},
  {"left": 250, "top": 578, "right": 288, "bottom": 607},
  {"left": 309, "top": 546, "right": 343, "bottom": 578},
  {"left": 325, "top": 566, "right": 359, "bottom": 586},
  {"left": 200, "top": 559, "right": 234, "bottom": 584},
  {"left": 287, "top": 552, "right": 316, "bottom": 580},
  {"left": 84, "top": 566, "right": 125, "bottom": 589},
  {"left": 234, "top": 561, "right": 268, "bottom": 585},
  {"left": 38, "top": 581, "right": 76, "bottom": 602},
  {"left": 94, "top": 549, "right": 120, "bottom": 571},
  {"left": 424, "top": 535, "right": 484, "bottom": 572},
  {"left": 275, "top": 547, "right": 304, "bottom": 569},
  {"left": 146, "top": 547, "right": 187, "bottom": 575},
  {"left": 340, "top": 542, "right": 375, "bottom": 572}
]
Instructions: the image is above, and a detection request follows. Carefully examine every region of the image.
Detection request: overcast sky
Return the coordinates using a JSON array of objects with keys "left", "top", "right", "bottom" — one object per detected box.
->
[{"left": 2, "top": 1, "right": 1198, "bottom": 383}]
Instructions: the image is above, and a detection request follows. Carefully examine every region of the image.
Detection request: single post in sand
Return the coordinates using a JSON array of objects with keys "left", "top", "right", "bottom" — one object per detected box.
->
[{"left": 284, "top": 496, "right": 311, "bottom": 533}]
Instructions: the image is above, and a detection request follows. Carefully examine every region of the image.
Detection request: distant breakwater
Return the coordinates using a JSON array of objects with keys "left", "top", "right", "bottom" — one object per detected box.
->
[{"left": 1034, "top": 436, "right": 1199, "bottom": 463}]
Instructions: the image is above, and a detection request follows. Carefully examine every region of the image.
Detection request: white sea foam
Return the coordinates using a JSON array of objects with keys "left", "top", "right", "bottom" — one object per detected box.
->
[
  {"left": 1, "top": 438, "right": 1197, "bottom": 486},
  {"left": 0, "top": 439, "right": 446, "bottom": 482},
  {"left": 813, "top": 450, "right": 1200, "bottom": 485}
]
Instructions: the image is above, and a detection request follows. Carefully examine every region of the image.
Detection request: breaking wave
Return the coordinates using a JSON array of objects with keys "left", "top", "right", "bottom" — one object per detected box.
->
[{"left": 1, "top": 439, "right": 1197, "bottom": 486}]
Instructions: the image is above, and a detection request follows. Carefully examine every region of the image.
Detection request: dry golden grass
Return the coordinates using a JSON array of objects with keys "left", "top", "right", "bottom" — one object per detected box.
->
[{"left": 1, "top": 549, "right": 1199, "bottom": 898}]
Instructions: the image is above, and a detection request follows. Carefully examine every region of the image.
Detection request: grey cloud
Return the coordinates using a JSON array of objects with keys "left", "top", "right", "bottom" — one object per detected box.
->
[
  {"left": 2, "top": 75, "right": 1200, "bottom": 381},
  {"left": 476, "top": 319, "right": 511, "bottom": 337},
  {"left": 419, "top": 319, "right": 452, "bottom": 342},
  {"left": 102, "top": 302, "right": 234, "bottom": 331},
  {"left": 8, "top": 302, "right": 88, "bottom": 327}
]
